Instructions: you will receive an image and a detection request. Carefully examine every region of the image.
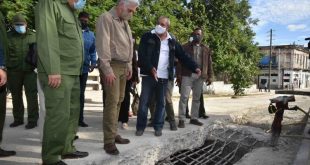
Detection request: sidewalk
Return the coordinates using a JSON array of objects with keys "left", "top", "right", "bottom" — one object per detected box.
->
[{"left": 0, "top": 90, "right": 309, "bottom": 165}]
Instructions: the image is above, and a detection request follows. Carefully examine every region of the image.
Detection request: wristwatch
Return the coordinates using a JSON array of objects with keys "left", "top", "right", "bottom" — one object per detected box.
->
[{"left": 0, "top": 66, "right": 7, "bottom": 71}]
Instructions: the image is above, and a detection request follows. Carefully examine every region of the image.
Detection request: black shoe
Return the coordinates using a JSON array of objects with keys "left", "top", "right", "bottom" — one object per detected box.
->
[
  {"left": 0, "top": 148, "right": 16, "bottom": 157},
  {"left": 61, "top": 151, "right": 89, "bottom": 159},
  {"left": 25, "top": 122, "right": 37, "bottom": 129},
  {"left": 165, "top": 117, "right": 169, "bottom": 122},
  {"left": 43, "top": 160, "right": 67, "bottom": 165},
  {"left": 186, "top": 114, "right": 191, "bottom": 119},
  {"left": 147, "top": 122, "right": 153, "bottom": 127},
  {"left": 199, "top": 114, "right": 209, "bottom": 119},
  {"left": 79, "top": 121, "right": 89, "bottom": 127},
  {"left": 135, "top": 130, "right": 144, "bottom": 136},
  {"left": 154, "top": 129, "right": 162, "bottom": 137},
  {"left": 74, "top": 135, "right": 79, "bottom": 141},
  {"left": 169, "top": 121, "right": 177, "bottom": 131},
  {"left": 190, "top": 119, "right": 203, "bottom": 126},
  {"left": 178, "top": 120, "right": 185, "bottom": 128},
  {"left": 9, "top": 121, "right": 24, "bottom": 127}
]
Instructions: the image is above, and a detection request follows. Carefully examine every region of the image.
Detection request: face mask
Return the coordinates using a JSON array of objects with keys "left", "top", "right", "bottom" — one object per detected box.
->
[
  {"left": 155, "top": 25, "right": 166, "bottom": 35},
  {"left": 120, "top": 9, "right": 133, "bottom": 21},
  {"left": 80, "top": 22, "right": 88, "bottom": 30},
  {"left": 189, "top": 37, "right": 194, "bottom": 42},
  {"left": 191, "top": 34, "right": 202, "bottom": 43},
  {"left": 14, "top": 25, "right": 26, "bottom": 34},
  {"left": 74, "top": 0, "right": 86, "bottom": 10}
]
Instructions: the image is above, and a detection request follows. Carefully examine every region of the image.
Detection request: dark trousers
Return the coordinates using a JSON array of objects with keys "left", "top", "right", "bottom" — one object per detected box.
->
[
  {"left": 149, "top": 80, "right": 175, "bottom": 122},
  {"left": 7, "top": 71, "right": 38, "bottom": 123},
  {"left": 186, "top": 93, "right": 206, "bottom": 117},
  {"left": 137, "top": 76, "right": 168, "bottom": 131},
  {"left": 118, "top": 81, "right": 132, "bottom": 123},
  {"left": 79, "top": 73, "right": 88, "bottom": 123},
  {"left": 0, "top": 85, "right": 6, "bottom": 144}
]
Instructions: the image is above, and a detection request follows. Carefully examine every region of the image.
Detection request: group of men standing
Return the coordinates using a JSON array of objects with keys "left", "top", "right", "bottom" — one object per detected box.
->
[{"left": 0, "top": 0, "right": 213, "bottom": 164}]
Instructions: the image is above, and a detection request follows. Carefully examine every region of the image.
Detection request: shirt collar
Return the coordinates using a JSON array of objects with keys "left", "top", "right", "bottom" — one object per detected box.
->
[
  {"left": 109, "top": 7, "right": 121, "bottom": 21},
  {"left": 82, "top": 27, "right": 90, "bottom": 32},
  {"left": 151, "top": 29, "right": 172, "bottom": 40}
]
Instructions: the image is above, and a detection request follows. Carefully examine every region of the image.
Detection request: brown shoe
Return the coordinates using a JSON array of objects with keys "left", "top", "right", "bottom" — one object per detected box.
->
[
  {"left": 104, "top": 143, "right": 119, "bottom": 155},
  {"left": 190, "top": 119, "right": 203, "bottom": 126},
  {"left": 115, "top": 135, "right": 130, "bottom": 144}
]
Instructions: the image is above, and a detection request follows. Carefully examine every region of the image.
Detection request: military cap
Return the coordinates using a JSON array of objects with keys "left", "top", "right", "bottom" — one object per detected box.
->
[{"left": 13, "top": 14, "right": 27, "bottom": 24}]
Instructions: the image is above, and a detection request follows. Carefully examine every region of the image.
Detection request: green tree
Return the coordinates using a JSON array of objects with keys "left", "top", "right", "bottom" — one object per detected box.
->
[
  {"left": 0, "top": 0, "right": 260, "bottom": 95},
  {"left": 201, "top": 0, "right": 260, "bottom": 95},
  {"left": 0, "top": 0, "right": 38, "bottom": 29}
]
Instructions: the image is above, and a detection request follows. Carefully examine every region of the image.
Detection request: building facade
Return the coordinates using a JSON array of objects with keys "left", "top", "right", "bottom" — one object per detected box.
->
[{"left": 258, "top": 45, "right": 310, "bottom": 89}]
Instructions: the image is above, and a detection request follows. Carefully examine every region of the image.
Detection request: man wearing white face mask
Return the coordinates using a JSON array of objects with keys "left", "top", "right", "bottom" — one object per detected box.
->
[
  {"left": 36, "top": 0, "right": 88, "bottom": 164},
  {"left": 136, "top": 16, "right": 201, "bottom": 137},
  {"left": 96, "top": 0, "right": 139, "bottom": 155},
  {"left": 6, "top": 14, "right": 39, "bottom": 130}
]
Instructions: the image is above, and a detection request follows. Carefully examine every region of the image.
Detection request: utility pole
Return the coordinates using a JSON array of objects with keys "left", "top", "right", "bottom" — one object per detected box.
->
[
  {"left": 269, "top": 29, "right": 272, "bottom": 92},
  {"left": 306, "top": 37, "right": 310, "bottom": 59},
  {"left": 278, "top": 49, "right": 281, "bottom": 89}
]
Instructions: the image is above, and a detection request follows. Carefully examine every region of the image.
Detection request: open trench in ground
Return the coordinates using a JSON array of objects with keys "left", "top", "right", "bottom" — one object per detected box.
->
[{"left": 156, "top": 99, "right": 309, "bottom": 165}]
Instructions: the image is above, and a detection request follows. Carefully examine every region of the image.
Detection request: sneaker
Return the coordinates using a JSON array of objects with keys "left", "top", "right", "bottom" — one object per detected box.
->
[
  {"left": 25, "top": 122, "right": 37, "bottom": 129},
  {"left": 135, "top": 130, "right": 144, "bottom": 136},
  {"left": 178, "top": 120, "right": 185, "bottom": 128},
  {"left": 190, "top": 119, "right": 203, "bottom": 126},
  {"left": 9, "top": 121, "right": 24, "bottom": 128},
  {"left": 169, "top": 121, "right": 177, "bottom": 131},
  {"left": 104, "top": 143, "right": 119, "bottom": 155},
  {"left": 121, "top": 123, "right": 128, "bottom": 130},
  {"left": 128, "top": 111, "right": 133, "bottom": 117},
  {"left": 154, "top": 129, "right": 162, "bottom": 137}
]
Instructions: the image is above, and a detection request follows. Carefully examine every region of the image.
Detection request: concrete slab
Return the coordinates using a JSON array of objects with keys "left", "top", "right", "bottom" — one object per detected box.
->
[
  {"left": 0, "top": 90, "right": 309, "bottom": 165},
  {"left": 293, "top": 112, "right": 310, "bottom": 165}
]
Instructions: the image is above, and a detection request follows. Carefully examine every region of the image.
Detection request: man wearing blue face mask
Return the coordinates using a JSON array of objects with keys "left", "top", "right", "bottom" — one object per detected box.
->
[
  {"left": 36, "top": 0, "right": 88, "bottom": 164},
  {"left": 6, "top": 14, "right": 39, "bottom": 130}
]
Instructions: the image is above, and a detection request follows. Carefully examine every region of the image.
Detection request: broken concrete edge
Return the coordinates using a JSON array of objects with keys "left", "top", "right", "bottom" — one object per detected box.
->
[
  {"left": 293, "top": 108, "right": 310, "bottom": 165},
  {"left": 74, "top": 122, "right": 271, "bottom": 165}
]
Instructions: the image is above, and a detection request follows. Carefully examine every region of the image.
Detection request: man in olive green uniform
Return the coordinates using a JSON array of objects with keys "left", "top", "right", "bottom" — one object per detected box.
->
[
  {"left": 0, "top": 0, "right": 16, "bottom": 157},
  {"left": 36, "top": 0, "right": 88, "bottom": 164},
  {"left": 6, "top": 14, "right": 39, "bottom": 129}
]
